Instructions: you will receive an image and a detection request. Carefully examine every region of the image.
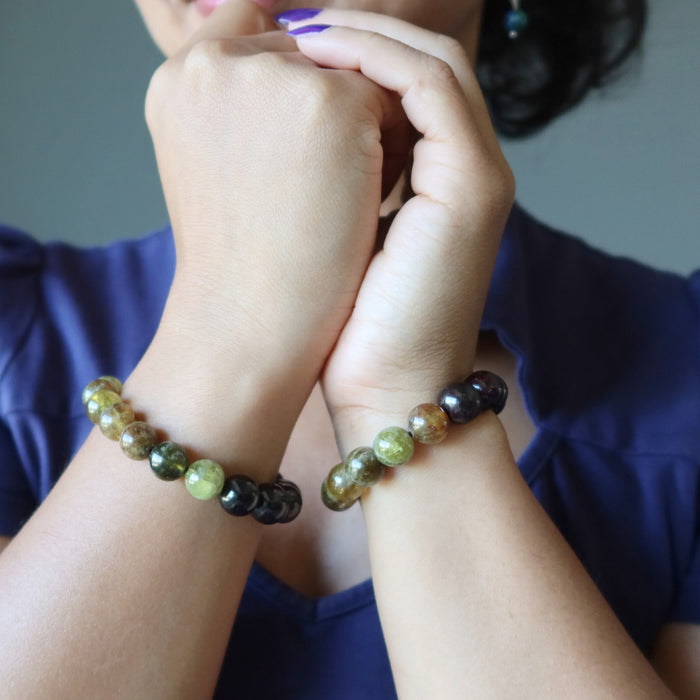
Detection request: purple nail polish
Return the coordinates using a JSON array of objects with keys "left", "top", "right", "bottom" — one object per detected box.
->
[
  {"left": 274, "top": 8, "right": 322, "bottom": 25},
  {"left": 287, "top": 23, "right": 331, "bottom": 36}
]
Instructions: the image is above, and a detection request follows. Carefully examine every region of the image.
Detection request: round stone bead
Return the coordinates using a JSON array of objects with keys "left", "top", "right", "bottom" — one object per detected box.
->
[
  {"left": 277, "top": 480, "right": 303, "bottom": 523},
  {"left": 82, "top": 378, "right": 121, "bottom": 406},
  {"left": 468, "top": 371, "right": 508, "bottom": 415},
  {"left": 86, "top": 389, "right": 122, "bottom": 424},
  {"left": 505, "top": 9, "right": 528, "bottom": 37},
  {"left": 99, "top": 375, "right": 122, "bottom": 394},
  {"left": 321, "top": 463, "right": 363, "bottom": 511},
  {"left": 185, "top": 459, "right": 225, "bottom": 500},
  {"left": 408, "top": 403, "right": 449, "bottom": 445},
  {"left": 438, "top": 382, "right": 482, "bottom": 424},
  {"left": 99, "top": 402, "right": 135, "bottom": 441},
  {"left": 149, "top": 441, "right": 189, "bottom": 481},
  {"left": 252, "top": 483, "right": 288, "bottom": 524},
  {"left": 346, "top": 446, "right": 385, "bottom": 487},
  {"left": 119, "top": 421, "right": 158, "bottom": 460},
  {"left": 373, "top": 427, "right": 414, "bottom": 467},
  {"left": 219, "top": 475, "right": 260, "bottom": 516}
]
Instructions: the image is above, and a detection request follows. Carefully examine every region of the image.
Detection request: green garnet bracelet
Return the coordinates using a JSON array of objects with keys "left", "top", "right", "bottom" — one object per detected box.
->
[
  {"left": 321, "top": 371, "right": 508, "bottom": 511},
  {"left": 82, "top": 376, "right": 302, "bottom": 524}
]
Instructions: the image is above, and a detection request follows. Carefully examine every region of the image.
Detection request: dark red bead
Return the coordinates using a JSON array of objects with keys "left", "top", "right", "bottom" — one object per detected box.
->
[
  {"left": 438, "top": 381, "right": 482, "bottom": 423},
  {"left": 277, "top": 479, "right": 303, "bottom": 523},
  {"left": 468, "top": 371, "right": 508, "bottom": 414},
  {"left": 219, "top": 475, "right": 260, "bottom": 516},
  {"left": 251, "top": 483, "right": 289, "bottom": 524}
]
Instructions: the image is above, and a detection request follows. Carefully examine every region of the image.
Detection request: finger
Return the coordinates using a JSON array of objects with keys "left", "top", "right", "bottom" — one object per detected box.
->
[
  {"left": 289, "top": 26, "right": 490, "bottom": 213},
  {"left": 281, "top": 10, "right": 500, "bottom": 157}
]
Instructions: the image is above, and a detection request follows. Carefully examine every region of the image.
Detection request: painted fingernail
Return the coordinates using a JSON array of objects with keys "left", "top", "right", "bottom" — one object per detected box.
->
[
  {"left": 274, "top": 8, "right": 322, "bottom": 25},
  {"left": 287, "top": 23, "right": 332, "bottom": 36}
]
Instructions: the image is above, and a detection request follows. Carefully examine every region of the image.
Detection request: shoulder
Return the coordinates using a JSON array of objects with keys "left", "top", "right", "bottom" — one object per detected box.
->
[
  {"left": 503, "top": 204, "right": 699, "bottom": 460},
  {"left": 0, "top": 224, "right": 175, "bottom": 509},
  {"left": 0, "top": 224, "right": 175, "bottom": 415}
]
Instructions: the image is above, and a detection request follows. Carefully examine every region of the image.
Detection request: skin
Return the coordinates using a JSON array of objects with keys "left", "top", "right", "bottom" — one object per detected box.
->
[{"left": 0, "top": 0, "right": 697, "bottom": 697}]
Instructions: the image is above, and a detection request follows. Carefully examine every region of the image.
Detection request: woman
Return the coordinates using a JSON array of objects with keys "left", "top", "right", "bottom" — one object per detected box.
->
[{"left": 0, "top": 0, "right": 697, "bottom": 697}]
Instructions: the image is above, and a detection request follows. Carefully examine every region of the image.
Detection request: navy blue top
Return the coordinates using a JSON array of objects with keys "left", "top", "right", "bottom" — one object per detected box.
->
[{"left": 1, "top": 203, "right": 699, "bottom": 698}]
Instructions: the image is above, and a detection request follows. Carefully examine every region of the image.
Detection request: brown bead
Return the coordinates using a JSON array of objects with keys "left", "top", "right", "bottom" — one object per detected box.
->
[
  {"left": 408, "top": 403, "right": 449, "bottom": 445},
  {"left": 321, "top": 463, "right": 363, "bottom": 511},
  {"left": 346, "top": 446, "right": 385, "bottom": 487},
  {"left": 99, "top": 402, "right": 135, "bottom": 441},
  {"left": 119, "top": 421, "right": 157, "bottom": 460}
]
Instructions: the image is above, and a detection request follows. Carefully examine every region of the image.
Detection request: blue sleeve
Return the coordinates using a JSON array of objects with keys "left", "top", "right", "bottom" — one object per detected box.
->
[
  {"left": 666, "top": 270, "right": 700, "bottom": 624},
  {"left": 0, "top": 225, "right": 43, "bottom": 536},
  {"left": 0, "top": 419, "right": 36, "bottom": 536}
]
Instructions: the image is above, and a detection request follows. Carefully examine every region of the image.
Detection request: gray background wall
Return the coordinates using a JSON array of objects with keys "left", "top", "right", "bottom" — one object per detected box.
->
[{"left": 1, "top": 1, "right": 698, "bottom": 274}]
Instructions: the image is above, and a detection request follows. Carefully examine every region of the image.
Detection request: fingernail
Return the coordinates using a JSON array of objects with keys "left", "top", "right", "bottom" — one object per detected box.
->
[
  {"left": 275, "top": 8, "right": 322, "bottom": 25},
  {"left": 287, "top": 23, "right": 331, "bottom": 36}
]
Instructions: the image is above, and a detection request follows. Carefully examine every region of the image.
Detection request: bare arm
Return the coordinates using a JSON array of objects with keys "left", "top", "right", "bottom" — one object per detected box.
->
[
  {"left": 0, "top": 333, "right": 296, "bottom": 698},
  {"left": 363, "top": 413, "right": 675, "bottom": 698}
]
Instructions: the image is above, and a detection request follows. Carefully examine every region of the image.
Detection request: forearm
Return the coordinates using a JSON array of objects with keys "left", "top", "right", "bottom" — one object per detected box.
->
[
  {"left": 361, "top": 412, "right": 673, "bottom": 699},
  {"left": 0, "top": 325, "right": 309, "bottom": 698}
]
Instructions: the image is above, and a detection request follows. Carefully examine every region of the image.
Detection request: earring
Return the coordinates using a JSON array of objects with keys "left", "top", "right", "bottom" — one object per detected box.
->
[{"left": 505, "top": 0, "right": 528, "bottom": 39}]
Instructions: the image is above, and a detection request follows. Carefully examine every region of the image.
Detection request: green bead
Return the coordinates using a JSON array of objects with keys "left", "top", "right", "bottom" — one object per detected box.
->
[
  {"left": 346, "top": 446, "right": 385, "bottom": 487},
  {"left": 99, "top": 375, "right": 122, "bottom": 394},
  {"left": 99, "top": 402, "right": 135, "bottom": 440},
  {"left": 86, "top": 389, "right": 122, "bottom": 424},
  {"left": 185, "top": 459, "right": 225, "bottom": 500},
  {"left": 408, "top": 403, "right": 449, "bottom": 445},
  {"left": 321, "top": 463, "right": 363, "bottom": 511},
  {"left": 373, "top": 426, "right": 414, "bottom": 467},
  {"left": 82, "top": 378, "right": 121, "bottom": 406},
  {"left": 149, "top": 441, "right": 189, "bottom": 481},
  {"left": 120, "top": 421, "right": 158, "bottom": 460}
]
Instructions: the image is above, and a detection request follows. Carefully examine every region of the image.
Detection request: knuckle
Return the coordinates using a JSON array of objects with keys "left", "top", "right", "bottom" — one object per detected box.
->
[
  {"left": 422, "top": 54, "right": 458, "bottom": 86},
  {"left": 144, "top": 61, "right": 171, "bottom": 130},
  {"left": 435, "top": 34, "right": 468, "bottom": 68},
  {"left": 481, "top": 160, "right": 517, "bottom": 214},
  {"left": 182, "top": 38, "right": 225, "bottom": 76}
]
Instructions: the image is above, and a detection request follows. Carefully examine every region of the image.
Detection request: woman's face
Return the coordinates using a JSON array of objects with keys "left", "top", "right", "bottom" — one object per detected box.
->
[{"left": 133, "top": 0, "right": 484, "bottom": 57}]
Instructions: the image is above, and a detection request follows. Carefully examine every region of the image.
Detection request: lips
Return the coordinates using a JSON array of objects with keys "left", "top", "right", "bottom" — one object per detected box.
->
[{"left": 194, "top": 0, "right": 228, "bottom": 17}]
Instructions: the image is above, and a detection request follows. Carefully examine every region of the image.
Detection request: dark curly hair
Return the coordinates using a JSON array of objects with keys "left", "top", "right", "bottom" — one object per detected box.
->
[{"left": 476, "top": 0, "right": 647, "bottom": 137}]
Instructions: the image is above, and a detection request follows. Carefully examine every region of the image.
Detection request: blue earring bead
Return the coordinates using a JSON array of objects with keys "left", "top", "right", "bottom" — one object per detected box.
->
[
  {"left": 320, "top": 370, "right": 509, "bottom": 511},
  {"left": 82, "top": 378, "right": 302, "bottom": 524},
  {"left": 505, "top": 8, "right": 528, "bottom": 39}
]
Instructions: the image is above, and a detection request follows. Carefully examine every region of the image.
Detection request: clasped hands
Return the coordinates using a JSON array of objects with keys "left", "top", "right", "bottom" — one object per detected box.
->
[{"left": 145, "top": 1, "right": 515, "bottom": 444}]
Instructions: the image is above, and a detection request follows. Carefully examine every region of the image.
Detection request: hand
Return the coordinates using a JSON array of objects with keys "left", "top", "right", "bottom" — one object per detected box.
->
[
  {"left": 143, "top": 3, "right": 413, "bottom": 397},
  {"left": 285, "top": 11, "right": 516, "bottom": 443}
]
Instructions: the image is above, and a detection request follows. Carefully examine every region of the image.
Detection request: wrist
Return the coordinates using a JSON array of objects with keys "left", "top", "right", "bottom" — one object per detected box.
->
[{"left": 122, "top": 325, "right": 313, "bottom": 483}]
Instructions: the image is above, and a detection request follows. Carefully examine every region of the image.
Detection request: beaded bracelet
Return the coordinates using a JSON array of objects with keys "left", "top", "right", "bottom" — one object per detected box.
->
[
  {"left": 321, "top": 371, "right": 508, "bottom": 511},
  {"left": 82, "top": 376, "right": 302, "bottom": 525}
]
